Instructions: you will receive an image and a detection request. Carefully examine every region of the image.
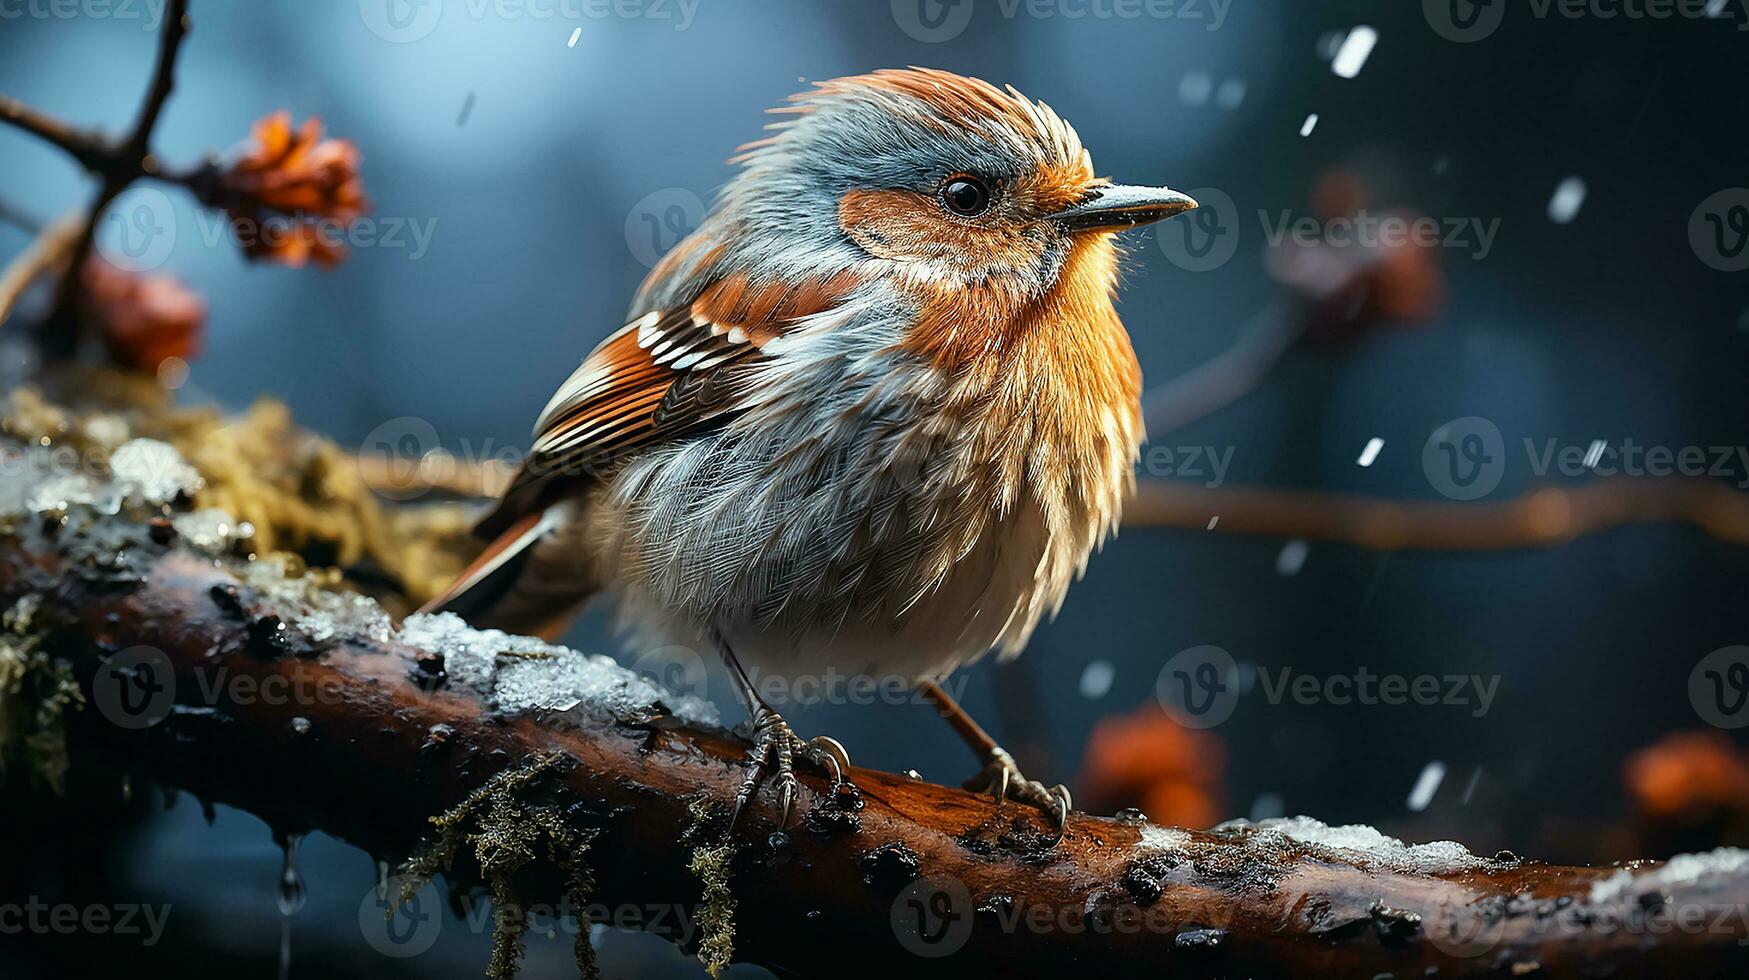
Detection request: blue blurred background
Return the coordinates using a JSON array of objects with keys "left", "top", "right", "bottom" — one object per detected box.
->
[{"left": 3, "top": 0, "right": 1748, "bottom": 976}]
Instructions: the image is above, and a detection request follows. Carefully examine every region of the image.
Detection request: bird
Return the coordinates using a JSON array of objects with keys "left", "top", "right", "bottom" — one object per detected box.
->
[{"left": 422, "top": 67, "right": 1197, "bottom": 835}]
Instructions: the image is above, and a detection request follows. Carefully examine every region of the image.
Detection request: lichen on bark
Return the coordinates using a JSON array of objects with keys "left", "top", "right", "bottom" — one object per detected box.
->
[
  {"left": 395, "top": 754, "right": 601, "bottom": 980},
  {"left": 0, "top": 595, "right": 84, "bottom": 793},
  {"left": 685, "top": 796, "right": 738, "bottom": 978}
]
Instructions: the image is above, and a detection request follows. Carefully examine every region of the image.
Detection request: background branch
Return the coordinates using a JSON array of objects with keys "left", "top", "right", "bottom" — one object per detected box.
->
[
  {"left": 0, "top": 210, "right": 83, "bottom": 328},
  {"left": 1141, "top": 301, "right": 1304, "bottom": 435},
  {"left": 44, "top": 0, "right": 191, "bottom": 327},
  {"left": 0, "top": 97, "right": 111, "bottom": 173},
  {"left": 1126, "top": 476, "right": 1749, "bottom": 549}
]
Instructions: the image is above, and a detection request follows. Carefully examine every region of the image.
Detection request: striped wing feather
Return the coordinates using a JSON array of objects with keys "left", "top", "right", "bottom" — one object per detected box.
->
[{"left": 475, "top": 271, "right": 860, "bottom": 540}]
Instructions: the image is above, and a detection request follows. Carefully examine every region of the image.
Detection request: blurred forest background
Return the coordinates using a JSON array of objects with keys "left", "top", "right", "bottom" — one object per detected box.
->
[{"left": 2, "top": 0, "right": 1747, "bottom": 976}]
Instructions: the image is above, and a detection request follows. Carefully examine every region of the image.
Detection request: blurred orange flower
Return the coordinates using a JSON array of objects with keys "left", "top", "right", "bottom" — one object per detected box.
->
[
  {"left": 82, "top": 258, "right": 205, "bottom": 373},
  {"left": 220, "top": 111, "right": 369, "bottom": 267},
  {"left": 1079, "top": 704, "right": 1226, "bottom": 829},
  {"left": 1271, "top": 168, "right": 1447, "bottom": 348},
  {"left": 1625, "top": 730, "right": 1749, "bottom": 822}
]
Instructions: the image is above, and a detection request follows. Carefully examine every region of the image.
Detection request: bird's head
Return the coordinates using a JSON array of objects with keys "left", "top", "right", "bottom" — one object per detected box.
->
[{"left": 714, "top": 67, "right": 1197, "bottom": 297}]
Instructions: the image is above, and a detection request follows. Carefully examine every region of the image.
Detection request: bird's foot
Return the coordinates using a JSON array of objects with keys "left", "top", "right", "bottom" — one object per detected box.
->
[
  {"left": 731, "top": 708, "right": 851, "bottom": 830},
  {"left": 963, "top": 747, "right": 1072, "bottom": 839}
]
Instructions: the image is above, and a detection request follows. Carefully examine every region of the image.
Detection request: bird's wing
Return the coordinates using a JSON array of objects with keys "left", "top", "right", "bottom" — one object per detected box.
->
[{"left": 473, "top": 270, "right": 859, "bottom": 539}]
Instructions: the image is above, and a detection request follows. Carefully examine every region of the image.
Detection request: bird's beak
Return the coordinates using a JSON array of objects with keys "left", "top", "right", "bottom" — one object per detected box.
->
[{"left": 1050, "top": 184, "right": 1199, "bottom": 232}]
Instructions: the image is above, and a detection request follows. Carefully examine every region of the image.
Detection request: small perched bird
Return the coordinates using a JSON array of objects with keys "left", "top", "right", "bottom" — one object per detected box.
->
[{"left": 425, "top": 67, "right": 1196, "bottom": 832}]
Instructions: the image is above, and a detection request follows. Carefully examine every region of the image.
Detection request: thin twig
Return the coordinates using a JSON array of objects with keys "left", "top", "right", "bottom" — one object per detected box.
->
[
  {"left": 124, "top": 0, "right": 191, "bottom": 165},
  {"left": 354, "top": 451, "right": 516, "bottom": 501},
  {"left": 0, "top": 211, "right": 85, "bottom": 328},
  {"left": 0, "top": 96, "right": 111, "bottom": 173},
  {"left": 0, "top": 198, "right": 46, "bottom": 233},
  {"left": 45, "top": 0, "right": 191, "bottom": 328},
  {"left": 1140, "top": 300, "right": 1305, "bottom": 436}
]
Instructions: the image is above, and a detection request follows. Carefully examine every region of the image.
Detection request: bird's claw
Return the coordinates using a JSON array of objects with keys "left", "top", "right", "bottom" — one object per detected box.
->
[
  {"left": 963, "top": 747, "right": 1073, "bottom": 840},
  {"left": 809, "top": 734, "right": 851, "bottom": 786},
  {"left": 729, "top": 712, "right": 852, "bottom": 832}
]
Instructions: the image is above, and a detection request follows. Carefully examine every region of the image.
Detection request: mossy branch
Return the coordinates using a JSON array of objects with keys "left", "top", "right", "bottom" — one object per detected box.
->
[{"left": 5, "top": 508, "right": 1749, "bottom": 978}]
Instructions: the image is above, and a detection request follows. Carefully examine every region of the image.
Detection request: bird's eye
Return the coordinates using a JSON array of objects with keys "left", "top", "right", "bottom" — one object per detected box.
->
[{"left": 941, "top": 175, "right": 992, "bottom": 217}]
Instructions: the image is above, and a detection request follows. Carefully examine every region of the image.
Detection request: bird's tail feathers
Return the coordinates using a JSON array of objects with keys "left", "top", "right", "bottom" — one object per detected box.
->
[{"left": 416, "top": 508, "right": 568, "bottom": 634}]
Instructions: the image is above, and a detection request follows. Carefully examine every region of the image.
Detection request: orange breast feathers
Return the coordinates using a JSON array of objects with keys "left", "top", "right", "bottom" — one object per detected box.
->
[
  {"left": 895, "top": 232, "right": 1144, "bottom": 508},
  {"left": 900, "top": 232, "right": 1140, "bottom": 404}
]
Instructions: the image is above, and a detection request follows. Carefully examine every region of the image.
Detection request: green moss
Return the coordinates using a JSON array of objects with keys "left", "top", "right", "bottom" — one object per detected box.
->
[
  {"left": 6, "top": 379, "right": 476, "bottom": 616},
  {"left": 0, "top": 596, "right": 84, "bottom": 794},
  {"left": 396, "top": 755, "right": 599, "bottom": 980},
  {"left": 686, "top": 796, "right": 738, "bottom": 978}
]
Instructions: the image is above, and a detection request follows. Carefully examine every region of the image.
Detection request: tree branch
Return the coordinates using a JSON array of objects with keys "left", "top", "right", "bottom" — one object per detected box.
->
[{"left": 4, "top": 500, "right": 1747, "bottom": 977}]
